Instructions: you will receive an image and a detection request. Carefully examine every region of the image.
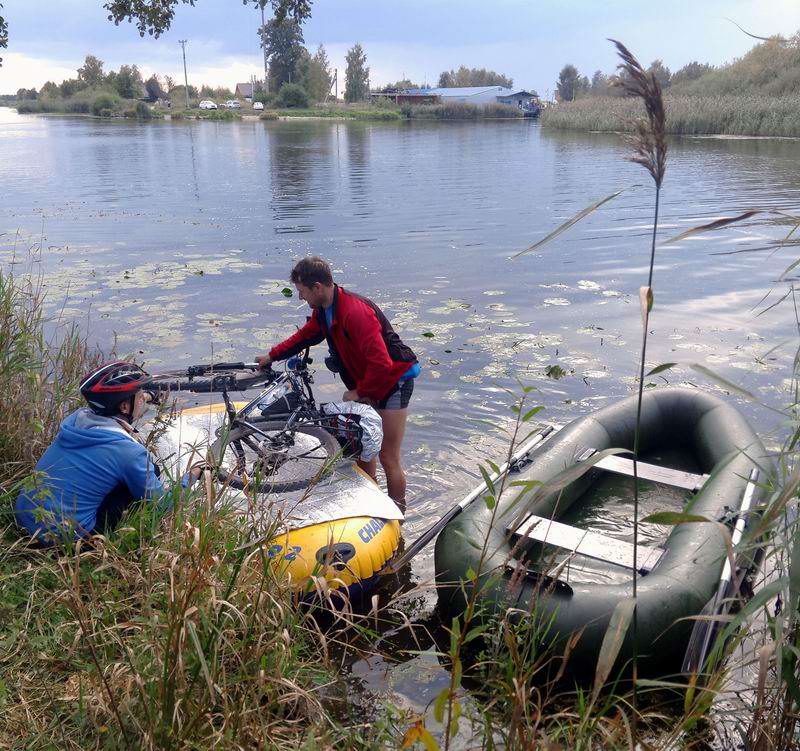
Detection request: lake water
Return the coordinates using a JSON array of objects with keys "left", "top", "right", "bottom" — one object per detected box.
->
[{"left": 1, "top": 107, "right": 798, "bottom": 737}]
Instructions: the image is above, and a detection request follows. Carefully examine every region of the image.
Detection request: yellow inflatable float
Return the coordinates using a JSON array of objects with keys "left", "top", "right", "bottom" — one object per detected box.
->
[{"left": 155, "top": 403, "right": 403, "bottom": 597}]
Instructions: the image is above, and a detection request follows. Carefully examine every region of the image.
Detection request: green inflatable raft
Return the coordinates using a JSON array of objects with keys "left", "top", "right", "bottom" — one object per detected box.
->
[{"left": 434, "top": 388, "right": 771, "bottom": 676}]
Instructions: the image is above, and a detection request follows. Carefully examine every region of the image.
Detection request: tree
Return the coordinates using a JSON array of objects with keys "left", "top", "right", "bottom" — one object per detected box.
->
[
  {"left": 261, "top": 17, "right": 304, "bottom": 90},
  {"left": 40, "top": 81, "right": 59, "bottom": 98},
  {"left": 163, "top": 74, "right": 176, "bottom": 91},
  {"left": 293, "top": 46, "right": 311, "bottom": 91},
  {"left": 590, "top": 70, "right": 611, "bottom": 96},
  {"left": 59, "top": 78, "right": 86, "bottom": 98},
  {"left": 144, "top": 74, "right": 164, "bottom": 101},
  {"left": 275, "top": 81, "right": 309, "bottom": 107},
  {"left": 0, "top": 2, "right": 312, "bottom": 68},
  {"left": 647, "top": 59, "right": 672, "bottom": 89},
  {"left": 0, "top": 2, "right": 6, "bottom": 66},
  {"left": 102, "top": 0, "right": 311, "bottom": 36},
  {"left": 16, "top": 87, "right": 37, "bottom": 100},
  {"left": 383, "top": 78, "right": 418, "bottom": 91},
  {"left": 438, "top": 66, "right": 512, "bottom": 88},
  {"left": 344, "top": 43, "right": 369, "bottom": 102},
  {"left": 113, "top": 64, "right": 143, "bottom": 98},
  {"left": 556, "top": 64, "right": 580, "bottom": 102},
  {"left": 302, "top": 44, "right": 332, "bottom": 102},
  {"left": 78, "top": 55, "right": 106, "bottom": 87},
  {"left": 672, "top": 61, "right": 714, "bottom": 86},
  {"left": 170, "top": 84, "right": 198, "bottom": 102}
]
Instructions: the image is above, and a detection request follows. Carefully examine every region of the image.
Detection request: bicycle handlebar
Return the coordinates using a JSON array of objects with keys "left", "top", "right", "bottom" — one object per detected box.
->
[
  {"left": 185, "top": 361, "right": 260, "bottom": 378},
  {"left": 151, "top": 362, "right": 273, "bottom": 393}
]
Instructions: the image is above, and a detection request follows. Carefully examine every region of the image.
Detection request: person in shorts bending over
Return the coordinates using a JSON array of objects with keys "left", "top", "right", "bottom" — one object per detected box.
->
[{"left": 257, "top": 257, "right": 419, "bottom": 508}]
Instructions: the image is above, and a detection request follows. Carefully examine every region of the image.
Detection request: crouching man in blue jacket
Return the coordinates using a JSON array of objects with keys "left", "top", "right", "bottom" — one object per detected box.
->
[{"left": 15, "top": 361, "right": 200, "bottom": 544}]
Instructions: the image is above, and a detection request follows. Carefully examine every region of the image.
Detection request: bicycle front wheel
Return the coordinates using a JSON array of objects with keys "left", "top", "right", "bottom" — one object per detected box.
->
[{"left": 211, "top": 420, "right": 341, "bottom": 493}]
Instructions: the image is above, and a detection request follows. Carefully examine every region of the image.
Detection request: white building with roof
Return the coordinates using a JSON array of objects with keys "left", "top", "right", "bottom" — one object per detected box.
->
[{"left": 418, "top": 86, "right": 534, "bottom": 104}]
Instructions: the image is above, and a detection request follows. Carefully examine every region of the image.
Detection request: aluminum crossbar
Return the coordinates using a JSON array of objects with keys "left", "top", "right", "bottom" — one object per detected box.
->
[{"left": 511, "top": 514, "right": 666, "bottom": 574}]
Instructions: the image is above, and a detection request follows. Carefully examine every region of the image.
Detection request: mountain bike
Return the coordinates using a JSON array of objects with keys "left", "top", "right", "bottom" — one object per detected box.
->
[{"left": 151, "top": 352, "right": 365, "bottom": 493}]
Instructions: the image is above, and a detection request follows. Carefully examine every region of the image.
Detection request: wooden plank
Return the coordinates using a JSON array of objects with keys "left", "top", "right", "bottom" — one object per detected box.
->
[
  {"left": 511, "top": 514, "right": 665, "bottom": 574},
  {"left": 591, "top": 454, "right": 708, "bottom": 492}
]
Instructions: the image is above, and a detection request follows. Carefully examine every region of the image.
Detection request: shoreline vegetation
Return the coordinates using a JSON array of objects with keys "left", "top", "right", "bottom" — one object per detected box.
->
[
  {"left": 4, "top": 97, "right": 526, "bottom": 122},
  {"left": 545, "top": 33, "right": 800, "bottom": 137},
  {"left": 541, "top": 94, "right": 800, "bottom": 137}
]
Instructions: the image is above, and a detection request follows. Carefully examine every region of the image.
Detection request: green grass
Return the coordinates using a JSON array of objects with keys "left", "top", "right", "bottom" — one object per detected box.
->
[
  {"left": 0, "top": 266, "right": 406, "bottom": 748},
  {"left": 268, "top": 106, "right": 403, "bottom": 121},
  {"left": 541, "top": 94, "right": 800, "bottom": 137},
  {"left": 263, "top": 102, "right": 523, "bottom": 122},
  {"left": 13, "top": 89, "right": 157, "bottom": 120},
  {"left": 167, "top": 108, "right": 242, "bottom": 121},
  {"left": 403, "top": 101, "right": 523, "bottom": 120}
]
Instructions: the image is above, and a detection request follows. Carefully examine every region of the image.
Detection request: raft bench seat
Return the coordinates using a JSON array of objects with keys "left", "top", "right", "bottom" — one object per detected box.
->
[
  {"left": 508, "top": 448, "right": 711, "bottom": 575},
  {"left": 576, "top": 447, "right": 710, "bottom": 492},
  {"left": 511, "top": 515, "right": 666, "bottom": 574}
]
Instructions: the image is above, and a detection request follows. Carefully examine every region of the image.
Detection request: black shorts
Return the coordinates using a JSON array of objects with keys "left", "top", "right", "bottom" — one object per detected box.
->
[{"left": 378, "top": 378, "right": 414, "bottom": 410}]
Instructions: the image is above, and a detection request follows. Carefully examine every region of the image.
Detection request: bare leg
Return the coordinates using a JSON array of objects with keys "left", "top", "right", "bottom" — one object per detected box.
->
[
  {"left": 357, "top": 456, "right": 378, "bottom": 481},
  {"left": 377, "top": 407, "right": 408, "bottom": 509}
]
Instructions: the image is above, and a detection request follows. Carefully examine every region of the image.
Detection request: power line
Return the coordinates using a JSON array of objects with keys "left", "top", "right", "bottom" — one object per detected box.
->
[{"left": 179, "top": 39, "right": 189, "bottom": 109}]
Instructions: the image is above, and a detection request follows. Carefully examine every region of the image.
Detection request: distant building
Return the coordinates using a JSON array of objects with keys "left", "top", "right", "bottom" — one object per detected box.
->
[
  {"left": 235, "top": 82, "right": 254, "bottom": 101},
  {"left": 370, "top": 88, "right": 439, "bottom": 105},
  {"left": 496, "top": 90, "right": 538, "bottom": 108},
  {"left": 372, "top": 85, "right": 539, "bottom": 112}
]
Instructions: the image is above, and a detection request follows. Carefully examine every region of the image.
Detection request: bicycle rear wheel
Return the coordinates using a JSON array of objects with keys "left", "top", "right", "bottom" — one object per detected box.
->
[{"left": 211, "top": 420, "right": 341, "bottom": 493}]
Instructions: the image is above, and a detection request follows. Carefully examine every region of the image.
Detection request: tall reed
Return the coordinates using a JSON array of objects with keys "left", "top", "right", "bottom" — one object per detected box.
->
[
  {"left": 541, "top": 93, "right": 800, "bottom": 137},
  {"left": 0, "top": 266, "right": 102, "bottom": 490}
]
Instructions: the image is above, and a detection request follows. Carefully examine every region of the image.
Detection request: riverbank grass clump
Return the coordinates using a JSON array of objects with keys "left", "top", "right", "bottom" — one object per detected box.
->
[
  {"left": 13, "top": 88, "right": 156, "bottom": 120},
  {"left": 0, "top": 269, "right": 102, "bottom": 489},
  {"left": 0, "top": 268, "right": 405, "bottom": 748},
  {"left": 542, "top": 94, "right": 800, "bottom": 137},
  {"left": 402, "top": 101, "right": 522, "bottom": 120}
]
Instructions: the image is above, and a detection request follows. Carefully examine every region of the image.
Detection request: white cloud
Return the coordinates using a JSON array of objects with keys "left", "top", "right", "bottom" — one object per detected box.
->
[{"left": 1, "top": 53, "right": 78, "bottom": 92}]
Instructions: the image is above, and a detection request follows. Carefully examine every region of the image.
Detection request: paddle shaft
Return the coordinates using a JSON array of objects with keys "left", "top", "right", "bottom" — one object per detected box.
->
[
  {"left": 682, "top": 467, "right": 759, "bottom": 674},
  {"left": 386, "top": 425, "right": 555, "bottom": 574}
]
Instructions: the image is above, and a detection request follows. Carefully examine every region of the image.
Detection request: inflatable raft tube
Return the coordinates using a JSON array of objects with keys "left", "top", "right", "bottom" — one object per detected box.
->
[
  {"left": 159, "top": 403, "right": 402, "bottom": 597},
  {"left": 434, "top": 388, "right": 771, "bottom": 676},
  {"left": 268, "top": 514, "right": 401, "bottom": 598}
]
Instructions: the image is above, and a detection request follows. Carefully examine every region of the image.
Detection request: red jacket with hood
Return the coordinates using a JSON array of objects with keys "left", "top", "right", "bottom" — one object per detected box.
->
[{"left": 269, "top": 285, "right": 417, "bottom": 402}]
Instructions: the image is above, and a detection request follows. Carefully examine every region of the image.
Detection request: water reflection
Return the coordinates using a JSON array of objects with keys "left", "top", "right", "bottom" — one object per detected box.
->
[
  {"left": 345, "top": 123, "right": 372, "bottom": 214},
  {"left": 266, "top": 121, "right": 338, "bottom": 233}
]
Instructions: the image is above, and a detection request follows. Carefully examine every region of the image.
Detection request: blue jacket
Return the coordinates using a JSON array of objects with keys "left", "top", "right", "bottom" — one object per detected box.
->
[{"left": 15, "top": 409, "right": 165, "bottom": 539}]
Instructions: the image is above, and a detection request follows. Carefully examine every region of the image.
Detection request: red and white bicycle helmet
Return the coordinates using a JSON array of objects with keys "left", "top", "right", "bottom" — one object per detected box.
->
[{"left": 80, "top": 361, "right": 153, "bottom": 417}]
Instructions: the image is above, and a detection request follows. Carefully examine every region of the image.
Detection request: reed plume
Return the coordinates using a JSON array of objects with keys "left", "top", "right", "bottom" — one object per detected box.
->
[{"left": 610, "top": 38, "right": 667, "bottom": 192}]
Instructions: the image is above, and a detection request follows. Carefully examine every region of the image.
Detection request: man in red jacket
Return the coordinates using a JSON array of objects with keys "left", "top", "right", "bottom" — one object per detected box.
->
[{"left": 257, "top": 257, "right": 419, "bottom": 507}]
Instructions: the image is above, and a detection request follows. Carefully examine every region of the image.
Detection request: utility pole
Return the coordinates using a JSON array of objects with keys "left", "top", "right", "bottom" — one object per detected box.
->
[
  {"left": 179, "top": 39, "right": 190, "bottom": 109},
  {"left": 333, "top": 68, "right": 337, "bottom": 101},
  {"left": 260, "top": 3, "right": 269, "bottom": 93}
]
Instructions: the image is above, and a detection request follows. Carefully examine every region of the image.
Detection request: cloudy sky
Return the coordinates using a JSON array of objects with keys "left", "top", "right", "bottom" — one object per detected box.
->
[{"left": 2, "top": 0, "right": 799, "bottom": 96}]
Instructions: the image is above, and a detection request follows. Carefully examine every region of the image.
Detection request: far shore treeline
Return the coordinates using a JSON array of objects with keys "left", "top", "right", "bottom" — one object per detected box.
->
[
  {"left": 1, "top": 24, "right": 525, "bottom": 123},
  {"left": 545, "top": 32, "right": 800, "bottom": 137}
]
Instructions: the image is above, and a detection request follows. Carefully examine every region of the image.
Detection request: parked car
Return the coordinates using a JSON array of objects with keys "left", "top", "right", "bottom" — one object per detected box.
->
[
  {"left": 253, "top": 101, "right": 264, "bottom": 111},
  {"left": 199, "top": 100, "right": 218, "bottom": 110},
  {"left": 225, "top": 100, "right": 242, "bottom": 109}
]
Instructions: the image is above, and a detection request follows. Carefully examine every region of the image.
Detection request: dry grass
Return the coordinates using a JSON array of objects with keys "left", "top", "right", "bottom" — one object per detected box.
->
[
  {"left": 0, "top": 266, "right": 103, "bottom": 490},
  {"left": 541, "top": 94, "right": 800, "bottom": 137},
  {"left": 0, "top": 500, "right": 407, "bottom": 749}
]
